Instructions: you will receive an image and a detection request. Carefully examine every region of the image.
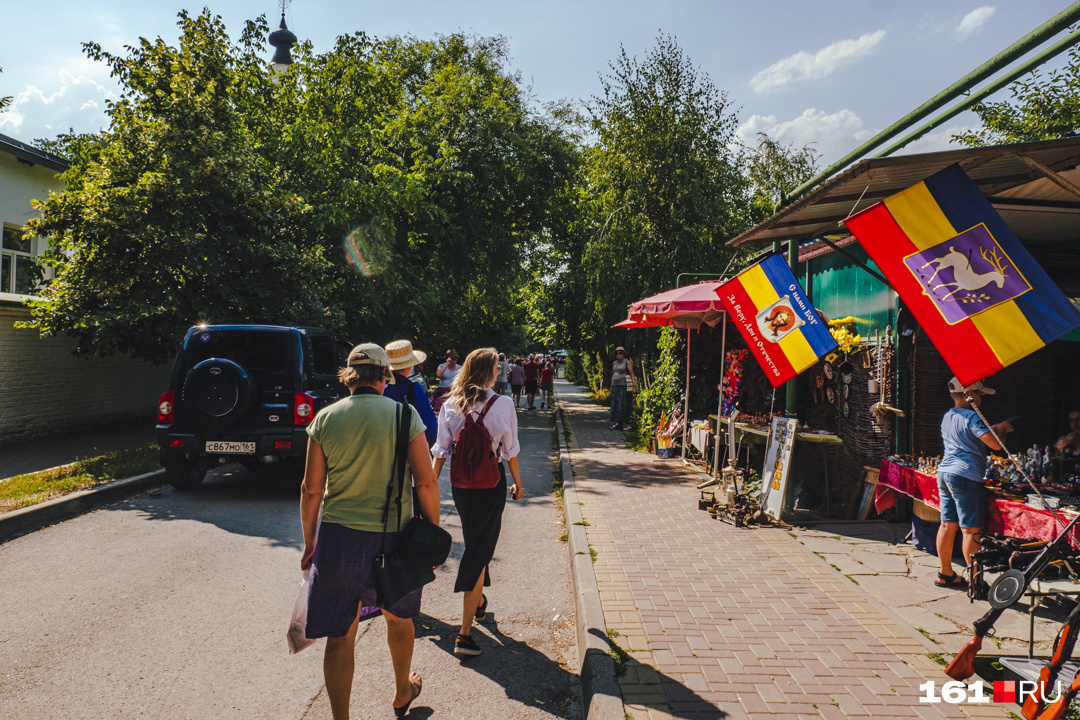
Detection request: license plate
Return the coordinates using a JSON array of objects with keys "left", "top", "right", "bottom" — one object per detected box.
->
[{"left": 205, "top": 441, "right": 256, "bottom": 454}]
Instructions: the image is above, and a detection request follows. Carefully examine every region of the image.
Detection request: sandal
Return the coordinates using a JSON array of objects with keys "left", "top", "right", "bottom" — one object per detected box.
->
[
  {"left": 936, "top": 572, "right": 967, "bottom": 589},
  {"left": 475, "top": 594, "right": 488, "bottom": 621},
  {"left": 393, "top": 673, "right": 422, "bottom": 718}
]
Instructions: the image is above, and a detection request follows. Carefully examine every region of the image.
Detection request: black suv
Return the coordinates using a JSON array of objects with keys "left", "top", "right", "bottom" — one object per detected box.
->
[{"left": 156, "top": 325, "right": 351, "bottom": 490}]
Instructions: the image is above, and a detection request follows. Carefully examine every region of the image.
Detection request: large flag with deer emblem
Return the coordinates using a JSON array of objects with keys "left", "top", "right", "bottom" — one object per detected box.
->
[{"left": 846, "top": 164, "right": 1080, "bottom": 386}]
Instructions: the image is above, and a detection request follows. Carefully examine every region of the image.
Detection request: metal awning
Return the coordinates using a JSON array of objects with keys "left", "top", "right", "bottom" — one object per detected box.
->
[{"left": 729, "top": 137, "right": 1080, "bottom": 249}]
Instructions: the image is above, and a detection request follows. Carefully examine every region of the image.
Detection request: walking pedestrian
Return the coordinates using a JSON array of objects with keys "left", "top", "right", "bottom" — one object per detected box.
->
[
  {"left": 935, "top": 377, "right": 1012, "bottom": 588},
  {"left": 540, "top": 362, "right": 555, "bottom": 409},
  {"left": 509, "top": 358, "right": 524, "bottom": 407},
  {"left": 494, "top": 353, "right": 509, "bottom": 397},
  {"left": 432, "top": 349, "right": 461, "bottom": 413},
  {"left": 383, "top": 340, "right": 437, "bottom": 445},
  {"left": 432, "top": 348, "right": 523, "bottom": 657},
  {"left": 609, "top": 347, "right": 637, "bottom": 430},
  {"left": 523, "top": 355, "right": 539, "bottom": 410},
  {"left": 300, "top": 343, "right": 442, "bottom": 719}
]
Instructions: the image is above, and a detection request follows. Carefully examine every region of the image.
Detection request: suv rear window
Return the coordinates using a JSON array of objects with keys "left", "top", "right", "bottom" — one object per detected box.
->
[
  {"left": 188, "top": 330, "right": 290, "bottom": 373},
  {"left": 309, "top": 335, "right": 340, "bottom": 376}
]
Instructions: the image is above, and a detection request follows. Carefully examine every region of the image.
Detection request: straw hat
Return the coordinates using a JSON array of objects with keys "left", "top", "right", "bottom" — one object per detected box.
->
[{"left": 385, "top": 339, "right": 428, "bottom": 371}]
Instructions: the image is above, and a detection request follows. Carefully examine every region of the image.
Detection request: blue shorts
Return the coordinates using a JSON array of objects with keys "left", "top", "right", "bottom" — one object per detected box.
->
[
  {"left": 937, "top": 472, "right": 986, "bottom": 529},
  {"left": 305, "top": 522, "right": 422, "bottom": 638}
]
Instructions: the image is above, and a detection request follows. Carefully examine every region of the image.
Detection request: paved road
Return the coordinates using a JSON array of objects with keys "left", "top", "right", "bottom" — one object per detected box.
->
[{"left": 0, "top": 403, "right": 578, "bottom": 719}]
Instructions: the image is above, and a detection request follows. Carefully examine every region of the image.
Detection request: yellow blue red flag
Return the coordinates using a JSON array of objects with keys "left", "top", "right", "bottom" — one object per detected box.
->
[
  {"left": 716, "top": 255, "right": 838, "bottom": 388},
  {"left": 845, "top": 164, "right": 1080, "bottom": 386}
]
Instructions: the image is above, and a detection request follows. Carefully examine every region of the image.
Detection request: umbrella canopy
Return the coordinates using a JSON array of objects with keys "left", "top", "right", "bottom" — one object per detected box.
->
[{"left": 612, "top": 281, "right": 729, "bottom": 329}]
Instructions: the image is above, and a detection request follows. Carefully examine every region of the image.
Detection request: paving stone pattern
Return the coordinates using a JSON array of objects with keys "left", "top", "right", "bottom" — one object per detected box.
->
[{"left": 557, "top": 381, "right": 1009, "bottom": 720}]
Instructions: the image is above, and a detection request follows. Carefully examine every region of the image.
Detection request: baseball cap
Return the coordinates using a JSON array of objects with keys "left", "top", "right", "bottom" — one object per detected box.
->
[
  {"left": 948, "top": 377, "right": 994, "bottom": 395},
  {"left": 347, "top": 343, "right": 396, "bottom": 384}
]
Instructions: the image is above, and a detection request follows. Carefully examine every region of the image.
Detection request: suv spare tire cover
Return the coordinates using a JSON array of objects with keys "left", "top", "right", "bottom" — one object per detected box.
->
[{"left": 182, "top": 358, "right": 257, "bottom": 428}]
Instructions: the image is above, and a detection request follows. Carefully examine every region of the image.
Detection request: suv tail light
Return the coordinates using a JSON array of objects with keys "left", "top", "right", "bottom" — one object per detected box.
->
[
  {"left": 294, "top": 393, "right": 314, "bottom": 426},
  {"left": 158, "top": 391, "right": 175, "bottom": 424}
]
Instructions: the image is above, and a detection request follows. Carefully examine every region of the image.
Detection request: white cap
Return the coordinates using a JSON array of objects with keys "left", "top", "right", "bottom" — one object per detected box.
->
[{"left": 948, "top": 377, "right": 995, "bottom": 395}]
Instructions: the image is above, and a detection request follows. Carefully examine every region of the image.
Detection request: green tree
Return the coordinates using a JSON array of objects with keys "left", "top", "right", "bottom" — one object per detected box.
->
[
  {"left": 954, "top": 45, "right": 1080, "bottom": 146},
  {"left": 27, "top": 11, "right": 331, "bottom": 363},
  {"left": 0, "top": 67, "right": 11, "bottom": 111},
  {"left": 742, "top": 132, "right": 820, "bottom": 219},
  {"left": 26, "top": 12, "right": 580, "bottom": 361},
  {"left": 550, "top": 35, "right": 750, "bottom": 366}
]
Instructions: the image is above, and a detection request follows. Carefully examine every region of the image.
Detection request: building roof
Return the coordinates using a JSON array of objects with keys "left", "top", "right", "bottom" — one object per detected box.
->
[
  {"left": 729, "top": 137, "right": 1080, "bottom": 249},
  {"left": 0, "top": 132, "right": 69, "bottom": 172}
]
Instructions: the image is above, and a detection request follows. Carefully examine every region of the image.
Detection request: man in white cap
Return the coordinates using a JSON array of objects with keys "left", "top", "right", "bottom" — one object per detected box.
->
[
  {"left": 384, "top": 340, "right": 438, "bottom": 446},
  {"left": 935, "top": 377, "right": 1013, "bottom": 589}
]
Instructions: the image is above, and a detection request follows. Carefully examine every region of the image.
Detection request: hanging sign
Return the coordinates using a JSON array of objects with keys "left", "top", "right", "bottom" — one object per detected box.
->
[{"left": 760, "top": 416, "right": 798, "bottom": 520}]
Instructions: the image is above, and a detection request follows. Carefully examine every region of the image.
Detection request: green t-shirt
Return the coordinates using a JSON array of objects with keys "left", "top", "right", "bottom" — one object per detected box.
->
[{"left": 307, "top": 390, "right": 426, "bottom": 532}]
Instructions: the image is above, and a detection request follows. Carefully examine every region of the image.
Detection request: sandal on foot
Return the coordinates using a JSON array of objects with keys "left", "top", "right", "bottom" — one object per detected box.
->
[
  {"left": 393, "top": 673, "right": 422, "bottom": 718},
  {"left": 935, "top": 572, "right": 967, "bottom": 588},
  {"left": 475, "top": 594, "right": 488, "bottom": 621}
]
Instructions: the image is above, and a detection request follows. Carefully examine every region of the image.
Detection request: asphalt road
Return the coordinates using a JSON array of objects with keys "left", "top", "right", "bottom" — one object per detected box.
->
[{"left": 0, "top": 405, "right": 578, "bottom": 720}]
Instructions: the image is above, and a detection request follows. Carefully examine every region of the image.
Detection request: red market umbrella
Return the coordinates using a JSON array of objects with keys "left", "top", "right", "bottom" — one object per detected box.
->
[{"left": 612, "top": 280, "right": 731, "bottom": 468}]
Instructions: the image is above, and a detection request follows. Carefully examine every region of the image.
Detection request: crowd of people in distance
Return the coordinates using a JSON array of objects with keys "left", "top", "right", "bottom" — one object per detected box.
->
[{"left": 297, "top": 341, "right": 561, "bottom": 720}]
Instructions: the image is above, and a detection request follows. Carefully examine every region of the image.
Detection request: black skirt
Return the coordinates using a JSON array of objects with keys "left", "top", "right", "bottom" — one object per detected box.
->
[{"left": 451, "top": 463, "right": 507, "bottom": 593}]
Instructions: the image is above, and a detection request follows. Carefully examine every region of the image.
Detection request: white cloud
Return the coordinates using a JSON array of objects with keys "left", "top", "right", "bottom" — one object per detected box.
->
[
  {"left": 737, "top": 108, "right": 867, "bottom": 165},
  {"left": 956, "top": 6, "right": 995, "bottom": 38},
  {"left": 0, "top": 69, "right": 115, "bottom": 142},
  {"left": 749, "top": 30, "right": 886, "bottom": 94}
]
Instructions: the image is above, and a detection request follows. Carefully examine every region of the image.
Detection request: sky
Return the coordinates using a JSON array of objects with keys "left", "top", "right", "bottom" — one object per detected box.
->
[{"left": 1, "top": 1, "right": 1077, "bottom": 167}]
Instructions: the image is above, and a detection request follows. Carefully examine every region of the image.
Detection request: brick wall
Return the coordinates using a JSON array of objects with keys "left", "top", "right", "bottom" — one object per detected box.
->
[{"left": 0, "top": 304, "right": 173, "bottom": 446}]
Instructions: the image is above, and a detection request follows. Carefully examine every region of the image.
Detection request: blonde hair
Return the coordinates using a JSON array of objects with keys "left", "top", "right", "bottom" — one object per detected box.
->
[{"left": 447, "top": 347, "right": 499, "bottom": 409}]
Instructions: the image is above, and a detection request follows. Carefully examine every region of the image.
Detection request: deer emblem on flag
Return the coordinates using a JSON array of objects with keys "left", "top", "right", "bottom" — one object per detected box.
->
[{"left": 902, "top": 223, "right": 1031, "bottom": 325}]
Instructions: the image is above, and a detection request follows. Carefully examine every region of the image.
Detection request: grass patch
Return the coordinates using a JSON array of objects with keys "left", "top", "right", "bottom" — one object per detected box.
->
[
  {"left": 0, "top": 445, "right": 160, "bottom": 513},
  {"left": 844, "top": 575, "right": 859, "bottom": 585},
  {"left": 926, "top": 652, "right": 947, "bottom": 667},
  {"left": 590, "top": 547, "right": 598, "bottom": 563},
  {"left": 916, "top": 628, "right": 938, "bottom": 644},
  {"left": 573, "top": 520, "right": 590, "bottom": 526},
  {"left": 558, "top": 533, "right": 568, "bottom": 542},
  {"left": 607, "top": 628, "right": 621, "bottom": 639}
]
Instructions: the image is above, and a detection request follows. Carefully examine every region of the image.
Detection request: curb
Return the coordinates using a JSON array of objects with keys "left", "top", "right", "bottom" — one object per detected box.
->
[
  {"left": 0, "top": 469, "right": 167, "bottom": 543},
  {"left": 554, "top": 398, "right": 624, "bottom": 720}
]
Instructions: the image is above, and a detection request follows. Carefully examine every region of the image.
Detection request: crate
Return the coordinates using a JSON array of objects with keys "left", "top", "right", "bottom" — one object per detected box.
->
[{"left": 657, "top": 448, "right": 677, "bottom": 459}]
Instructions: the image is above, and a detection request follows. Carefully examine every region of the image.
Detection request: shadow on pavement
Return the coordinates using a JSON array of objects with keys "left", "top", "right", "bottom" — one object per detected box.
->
[
  {"left": 587, "top": 629, "right": 729, "bottom": 720},
  {"left": 415, "top": 613, "right": 580, "bottom": 719}
]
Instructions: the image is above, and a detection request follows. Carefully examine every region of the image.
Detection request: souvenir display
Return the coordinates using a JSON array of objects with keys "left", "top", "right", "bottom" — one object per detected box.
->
[
  {"left": 823, "top": 362, "right": 834, "bottom": 380},
  {"left": 720, "top": 349, "right": 748, "bottom": 417},
  {"left": 826, "top": 386, "right": 835, "bottom": 404}
]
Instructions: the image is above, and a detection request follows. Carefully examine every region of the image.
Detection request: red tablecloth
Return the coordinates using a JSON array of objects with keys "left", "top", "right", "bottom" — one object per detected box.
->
[{"left": 876, "top": 459, "right": 1075, "bottom": 543}]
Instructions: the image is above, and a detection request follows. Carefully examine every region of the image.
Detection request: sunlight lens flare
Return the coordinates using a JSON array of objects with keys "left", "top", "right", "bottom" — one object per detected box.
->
[{"left": 343, "top": 222, "right": 390, "bottom": 278}]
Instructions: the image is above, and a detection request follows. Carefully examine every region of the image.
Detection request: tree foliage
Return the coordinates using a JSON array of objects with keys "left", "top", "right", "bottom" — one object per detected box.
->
[
  {"left": 26, "top": 11, "right": 577, "bottom": 362},
  {"left": 954, "top": 45, "right": 1080, "bottom": 147},
  {"left": 742, "top": 132, "right": 820, "bottom": 218},
  {"left": 544, "top": 35, "right": 751, "bottom": 365}
]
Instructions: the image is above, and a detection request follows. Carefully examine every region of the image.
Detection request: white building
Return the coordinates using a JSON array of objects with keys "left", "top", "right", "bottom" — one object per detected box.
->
[{"left": 0, "top": 132, "right": 170, "bottom": 447}]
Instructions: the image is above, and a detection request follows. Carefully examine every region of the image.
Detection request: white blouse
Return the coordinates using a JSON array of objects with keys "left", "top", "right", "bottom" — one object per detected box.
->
[{"left": 432, "top": 389, "right": 520, "bottom": 460}]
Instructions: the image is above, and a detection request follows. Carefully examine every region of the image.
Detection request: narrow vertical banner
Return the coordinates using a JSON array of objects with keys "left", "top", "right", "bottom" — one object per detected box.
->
[
  {"left": 716, "top": 255, "right": 838, "bottom": 388},
  {"left": 846, "top": 163, "right": 1080, "bottom": 386}
]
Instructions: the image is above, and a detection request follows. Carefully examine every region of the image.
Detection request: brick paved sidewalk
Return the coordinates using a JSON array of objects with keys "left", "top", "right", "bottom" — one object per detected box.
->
[{"left": 557, "top": 380, "right": 1009, "bottom": 720}]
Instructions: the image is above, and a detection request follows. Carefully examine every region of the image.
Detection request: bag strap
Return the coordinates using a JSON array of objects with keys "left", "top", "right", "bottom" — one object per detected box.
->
[{"left": 379, "top": 404, "right": 413, "bottom": 553}]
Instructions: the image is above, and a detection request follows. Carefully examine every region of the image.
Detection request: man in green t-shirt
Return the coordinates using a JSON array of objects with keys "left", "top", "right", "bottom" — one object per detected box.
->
[{"left": 300, "top": 343, "right": 440, "bottom": 719}]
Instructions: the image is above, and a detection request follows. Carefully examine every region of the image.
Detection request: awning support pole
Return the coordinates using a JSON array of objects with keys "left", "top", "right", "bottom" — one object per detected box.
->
[{"left": 682, "top": 327, "right": 691, "bottom": 464}]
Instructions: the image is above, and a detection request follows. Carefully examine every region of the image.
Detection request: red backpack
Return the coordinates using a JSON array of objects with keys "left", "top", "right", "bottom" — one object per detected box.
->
[{"left": 450, "top": 396, "right": 503, "bottom": 489}]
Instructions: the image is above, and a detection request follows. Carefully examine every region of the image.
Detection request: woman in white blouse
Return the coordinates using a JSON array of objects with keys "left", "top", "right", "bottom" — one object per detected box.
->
[{"left": 432, "top": 347, "right": 522, "bottom": 658}]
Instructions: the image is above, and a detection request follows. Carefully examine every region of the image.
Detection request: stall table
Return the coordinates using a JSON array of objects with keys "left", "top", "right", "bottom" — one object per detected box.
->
[{"left": 876, "top": 458, "right": 1078, "bottom": 543}]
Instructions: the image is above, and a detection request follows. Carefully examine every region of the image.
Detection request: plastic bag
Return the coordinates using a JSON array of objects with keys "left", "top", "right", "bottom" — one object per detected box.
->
[{"left": 287, "top": 569, "right": 316, "bottom": 654}]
